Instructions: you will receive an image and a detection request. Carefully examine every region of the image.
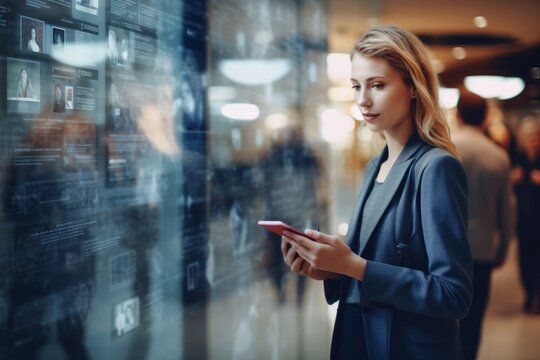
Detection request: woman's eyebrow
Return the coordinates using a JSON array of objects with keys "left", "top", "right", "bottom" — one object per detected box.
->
[{"left": 350, "top": 75, "right": 388, "bottom": 82}]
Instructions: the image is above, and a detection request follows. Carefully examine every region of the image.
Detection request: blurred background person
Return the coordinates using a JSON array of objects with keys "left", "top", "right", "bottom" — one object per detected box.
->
[
  {"left": 511, "top": 115, "right": 540, "bottom": 314},
  {"left": 452, "top": 89, "right": 514, "bottom": 360},
  {"left": 485, "top": 120, "right": 518, "bottom": 165}
]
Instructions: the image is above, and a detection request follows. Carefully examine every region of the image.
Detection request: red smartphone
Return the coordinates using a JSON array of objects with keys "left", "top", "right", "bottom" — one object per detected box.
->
[{"left": 257, "top": 220, "right": 316, "bottom": 240}]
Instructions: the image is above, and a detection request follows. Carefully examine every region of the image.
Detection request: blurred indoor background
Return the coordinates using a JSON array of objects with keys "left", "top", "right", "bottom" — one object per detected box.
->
[{"left": 0, "top": 0, "right": 538, "bottom": 359}]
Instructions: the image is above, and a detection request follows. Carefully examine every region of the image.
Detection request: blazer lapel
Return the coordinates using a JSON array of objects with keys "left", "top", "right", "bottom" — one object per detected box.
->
[{"left": 358, "top": 134, "right": 425, "bottom": 256}]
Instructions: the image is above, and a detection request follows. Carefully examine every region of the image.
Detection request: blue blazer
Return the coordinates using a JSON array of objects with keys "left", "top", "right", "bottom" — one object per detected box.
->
[{"left": 325, "top": 134, "right": 473, "bottom": 360}]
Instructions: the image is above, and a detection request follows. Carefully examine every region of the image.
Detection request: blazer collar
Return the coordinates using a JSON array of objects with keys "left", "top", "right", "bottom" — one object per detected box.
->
[{"left": 352, "top": 133, "right": 427, "bottom": 255}]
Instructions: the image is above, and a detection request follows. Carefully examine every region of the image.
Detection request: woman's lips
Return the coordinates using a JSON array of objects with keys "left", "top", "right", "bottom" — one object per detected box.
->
[{"left": 362, "top": 113, "right": 379, "bottom": 122}]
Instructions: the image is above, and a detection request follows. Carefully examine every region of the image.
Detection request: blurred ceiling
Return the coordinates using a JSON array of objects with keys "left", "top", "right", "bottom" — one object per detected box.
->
[{"left": 328, "top": 0, "right": 540, "bottom": 101}]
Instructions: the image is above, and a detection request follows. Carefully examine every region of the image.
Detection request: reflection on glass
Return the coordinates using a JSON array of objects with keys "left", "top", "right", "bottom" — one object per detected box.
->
[{"left": 1, "top": 0, "right": 330, "bottom": 358}]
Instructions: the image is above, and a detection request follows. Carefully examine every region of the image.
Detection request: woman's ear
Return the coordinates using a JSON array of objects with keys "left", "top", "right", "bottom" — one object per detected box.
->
[{"left": 411, "top": 88, "right": 417, "bottom": 99}]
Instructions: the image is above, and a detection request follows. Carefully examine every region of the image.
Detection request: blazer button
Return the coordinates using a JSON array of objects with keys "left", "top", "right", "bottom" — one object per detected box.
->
[{"left": 395, "top": 242, "right": 407, "bottom": 255}]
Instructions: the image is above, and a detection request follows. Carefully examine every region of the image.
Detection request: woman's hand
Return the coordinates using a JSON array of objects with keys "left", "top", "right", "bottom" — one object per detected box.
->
[
  {"left": 281, "top": 234, "right": 337, "bottom": 280},
  {"left": 284, "top": 229, "right": 367, "bottom": 281}
]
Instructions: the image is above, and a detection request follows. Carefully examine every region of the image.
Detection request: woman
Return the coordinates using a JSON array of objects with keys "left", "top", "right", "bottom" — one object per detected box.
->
[
  {"left": 282, "top": 26, "right": 472, "bottom": 359},
  {"left": 16, "top": 68, "right": 35, "bottom": 99},
  {"left": 27, "top": 26, "right": 40, "bottom": 52}
]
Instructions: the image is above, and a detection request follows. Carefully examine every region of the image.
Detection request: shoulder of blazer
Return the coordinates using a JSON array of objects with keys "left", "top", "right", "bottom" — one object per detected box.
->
[
  {"left": 414, "top": 145, "right": 441, "bottom": 171},
  {"left": 413, "top": 146, "right": 465, "bottom": 186}
]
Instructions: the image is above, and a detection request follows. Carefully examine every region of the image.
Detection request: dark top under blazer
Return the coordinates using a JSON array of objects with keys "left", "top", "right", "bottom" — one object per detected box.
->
[{"left": 324, "top": 134, "right": 473, "bottom": 360}]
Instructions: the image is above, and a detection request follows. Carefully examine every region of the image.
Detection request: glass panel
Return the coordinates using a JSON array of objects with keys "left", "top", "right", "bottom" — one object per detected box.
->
[
  {"left": 0, "top": 0, "right": 330, "bottom": 358},
  {"left": 207, "top": 0, "right": 330, "bottom": 358}
]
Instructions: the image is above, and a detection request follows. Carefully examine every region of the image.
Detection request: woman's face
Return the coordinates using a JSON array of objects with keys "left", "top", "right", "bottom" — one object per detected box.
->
[
  {"left": 31, "top": 27, "right": 36, "bottom": 39},
  {"left": 351, "top": 54, "right": 415, "bottom": 137}
]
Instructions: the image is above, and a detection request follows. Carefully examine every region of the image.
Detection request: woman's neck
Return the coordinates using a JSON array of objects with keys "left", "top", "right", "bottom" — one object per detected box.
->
[{"left": 383, "top": 124, "right": 414, "bottom": 162}]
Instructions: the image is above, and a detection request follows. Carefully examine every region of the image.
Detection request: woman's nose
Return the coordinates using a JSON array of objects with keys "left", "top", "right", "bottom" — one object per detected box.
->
[{"left": 356, "top": 90, "right": 371, "bottom": 109}]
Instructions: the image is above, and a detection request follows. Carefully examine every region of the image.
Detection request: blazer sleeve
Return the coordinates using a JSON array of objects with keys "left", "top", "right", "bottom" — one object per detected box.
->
[
  {"left": 360, "top": 153, "right": 473, "bottom": 319},
  {"left": 323, "top": 278, "right": 341, "bottom": 304}
]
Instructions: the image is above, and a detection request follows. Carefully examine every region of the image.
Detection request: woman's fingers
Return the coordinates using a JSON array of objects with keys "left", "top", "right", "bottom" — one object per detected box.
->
[
  {"left": 290, "top": 255, "right": 304, "bottom": 273},
  {"left": 281, "top": 236, "right": 289, "bottom": 259},
  {"left": 304, "top": 229, "right": 339, "bottom": 246},
  {"left": 300, "top": 259, "right": 312, "bottom": 276},
  {"left": 285, "top": 242, "right": 298, "bottom": 266},
  {"left": 283, "top": 230, "right": 318, "bottom": 251}
]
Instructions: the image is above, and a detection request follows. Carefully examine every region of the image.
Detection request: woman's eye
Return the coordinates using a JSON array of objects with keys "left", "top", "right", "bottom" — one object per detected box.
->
[
  {"left": 351, "top": 84, "right": 360, "bottom": 90},
  {"left": 372, "top": 83, "right": 384, "bottom": 89}
]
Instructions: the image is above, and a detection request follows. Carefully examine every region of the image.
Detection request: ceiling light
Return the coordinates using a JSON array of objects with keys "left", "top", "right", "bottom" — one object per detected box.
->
[
  {"left": 221, "top": 103, "right": 260, "bottom": 120},
  {"left": 219, "top": 58, "right": 291, "bottom": 86},
  {"left": 473, "top": 16, "right": 488, "bottom": 28},
  {"left": 452, "top": 47, "right": 467, "bottom": 60},
  {"left": 439, "top": 87, "right": 460, "bottom": 109},
  {"left": 51, "top": 41, "right": 107, "bottom": 67},
  {"left": 464, "top": 76, "right": 525, "bottom": 100},
  {"left": 265, "top": 113, "right": 290, "bottom": 129}
]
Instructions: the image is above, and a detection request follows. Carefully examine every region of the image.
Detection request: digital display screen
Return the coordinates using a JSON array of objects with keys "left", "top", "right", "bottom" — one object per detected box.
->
[{"left": 0, "top": 0, "right": 330, "bottom": 359}]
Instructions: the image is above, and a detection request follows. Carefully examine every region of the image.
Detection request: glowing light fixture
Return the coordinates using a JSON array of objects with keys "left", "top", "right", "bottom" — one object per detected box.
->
[
  {"left": 320, "top": 108, "right": 355, "bottom": 143},
  {"left": 439, "top": 87, "right": 460, "bottom": 109},
  {"left": 265, "top": 113, "right": 290, "bottom": 129},
  {"left": 326, "top": 53, "right": 351, "bottom": 83},
  {"left": 464, "top": 76, "right": 525, "bottom": 100},
  {"left": 219, "top": 58, "right": 291, "bottom": 86},
  {"left": 221, "top": 103, "right": 260, "bottom": 120},
  {"left": 452, "top": 47, "right": 467, "bottom": 60},
  {"left": 474, "top": 16, "right": 488, "bottom": 28},
  {"left": 51, "top": 41, "right": 107, "bottom": 67}
]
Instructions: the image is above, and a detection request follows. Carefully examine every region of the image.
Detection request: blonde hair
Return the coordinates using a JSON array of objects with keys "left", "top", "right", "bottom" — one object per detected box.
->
[{"left": 352, "top": 25, "right": 459, "bottom": 157}]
